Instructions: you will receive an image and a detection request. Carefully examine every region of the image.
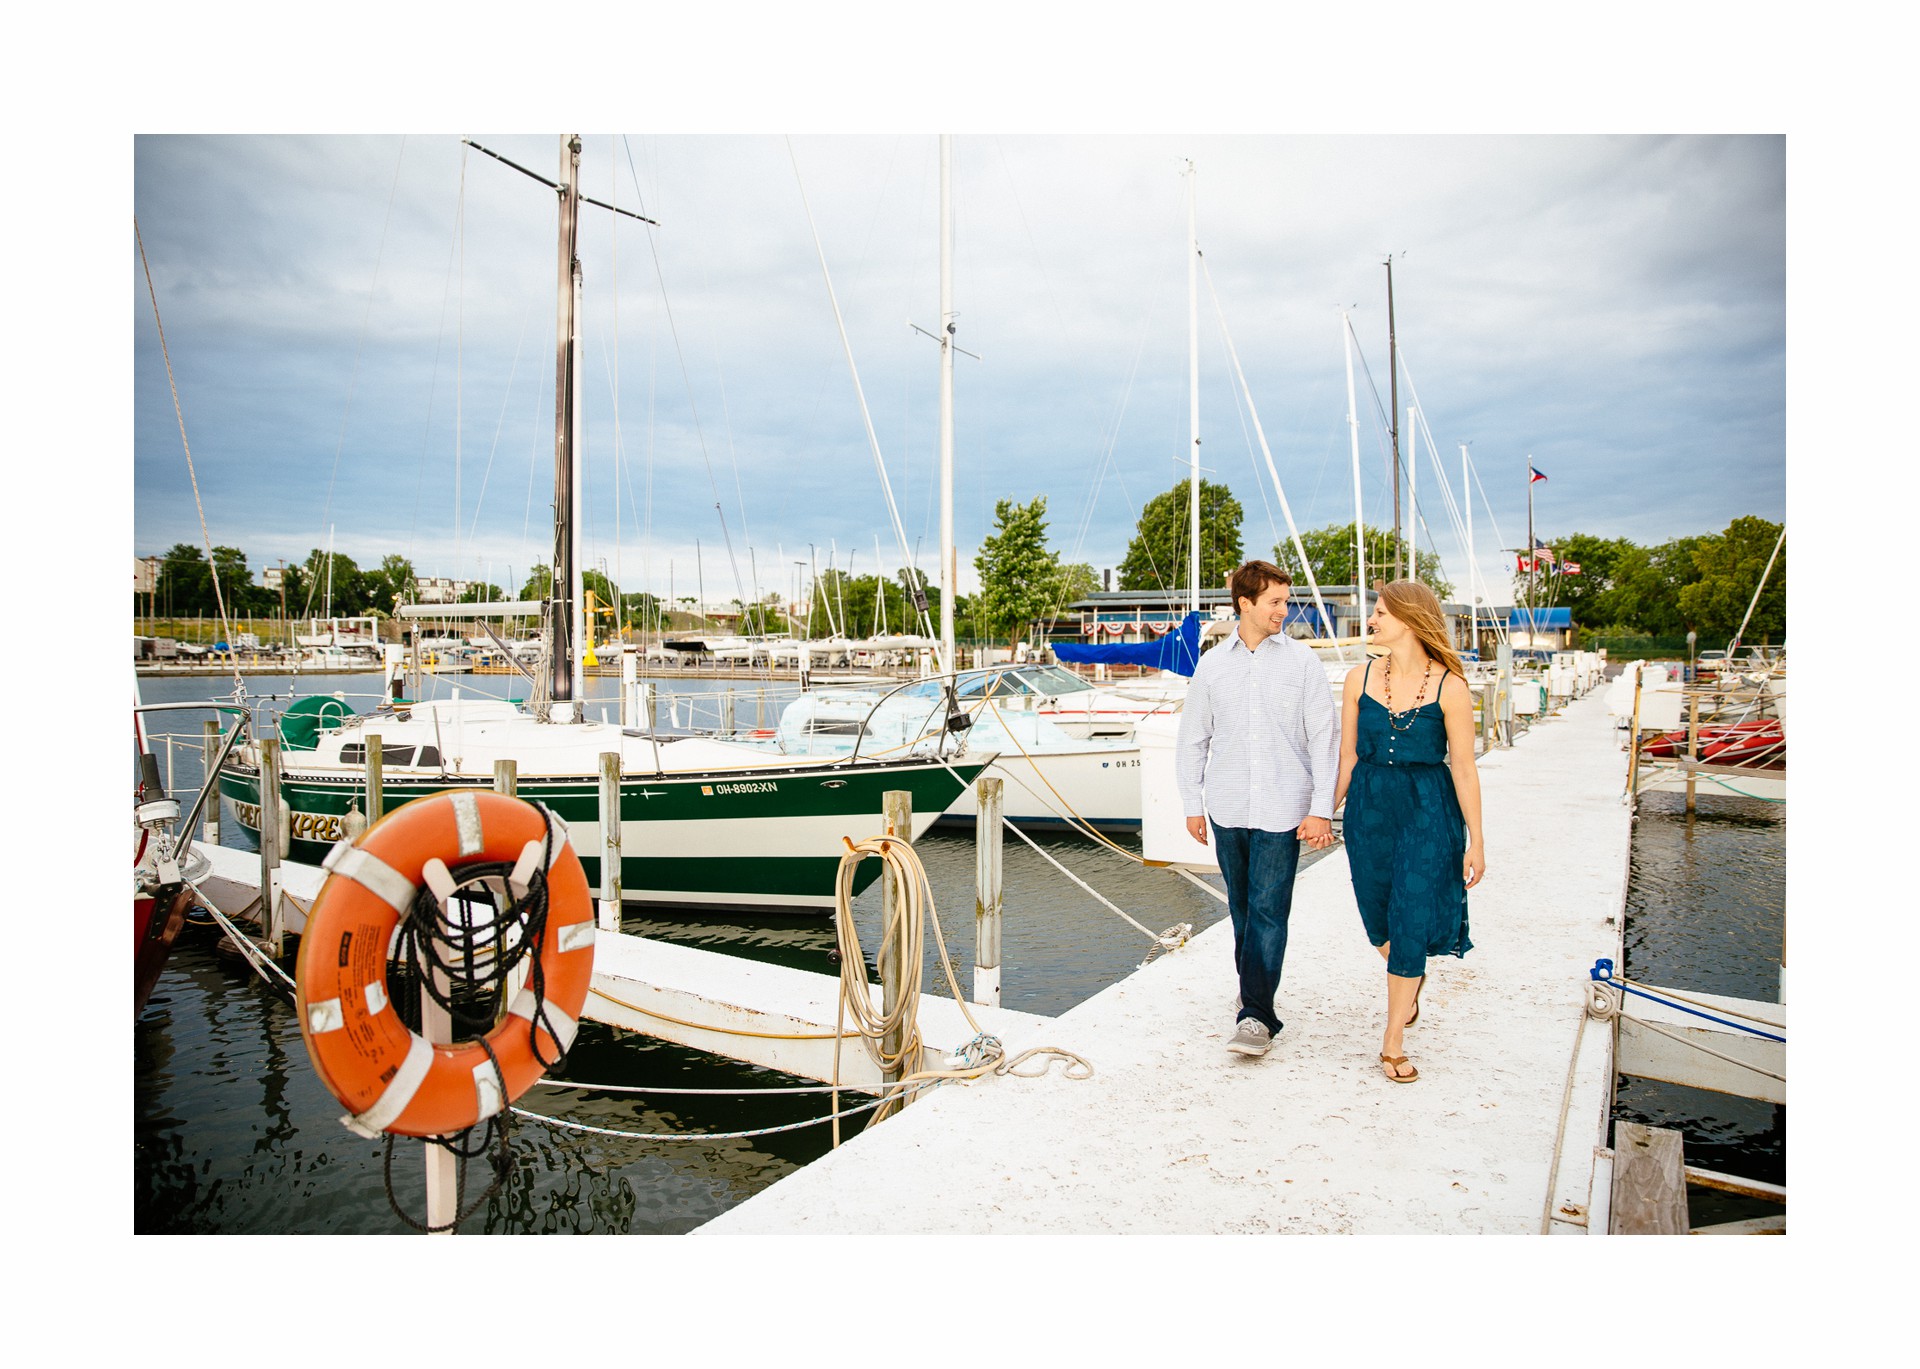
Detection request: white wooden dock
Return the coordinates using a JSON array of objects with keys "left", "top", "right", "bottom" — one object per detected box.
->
[{"left": 696, "top": 690, "right": 1632, "bottom": 1234}]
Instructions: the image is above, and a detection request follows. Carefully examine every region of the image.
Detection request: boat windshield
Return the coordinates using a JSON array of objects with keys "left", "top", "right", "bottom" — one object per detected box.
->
[{"left": 1017, "top": 665, "right": 1095, "bottom": 695}]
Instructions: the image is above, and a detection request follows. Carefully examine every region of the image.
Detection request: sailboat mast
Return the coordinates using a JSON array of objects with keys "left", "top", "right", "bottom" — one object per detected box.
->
[
  {"left": 1462, "top": 443, "right": 1475, "bottom": 654},
  {"left": 938, "top": 134, "right": 956, "bottom": 677},
  {"left": 1387, "top": 257, "right": 1402, "bottom": 580},
  {"left": 1343, "top": 313, "right": 1366, "bottom": 635},
  {"left": 1407, "top": 404, "right": 1418, "bottom": 583},
  {"left": 548, "top": 134, "right": 585, "bottom": 716},
  {"left": 1187, "top": 160, "right": 1200, "bottom": 615}
]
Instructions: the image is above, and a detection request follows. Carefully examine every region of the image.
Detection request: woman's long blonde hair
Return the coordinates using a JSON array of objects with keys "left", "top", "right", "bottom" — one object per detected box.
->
[{"left": 1378, "top": 580, "right": 1466, "bottom": 679}]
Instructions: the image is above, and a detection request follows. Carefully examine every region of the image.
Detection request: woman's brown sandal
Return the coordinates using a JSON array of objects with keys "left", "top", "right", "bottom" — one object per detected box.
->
[{"left": 1380, "top": 1053, "right": 1419, "bottom": 1083}]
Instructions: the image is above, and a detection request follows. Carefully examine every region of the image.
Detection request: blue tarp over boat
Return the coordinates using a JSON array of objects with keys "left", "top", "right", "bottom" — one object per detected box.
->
[{"left": 1053, "top": 611, "right": 1202, "bottom": 677}]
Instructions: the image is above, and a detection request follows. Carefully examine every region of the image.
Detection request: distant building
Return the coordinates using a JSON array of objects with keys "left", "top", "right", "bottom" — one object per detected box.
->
[
  {"left": 414, "top": 576, "right": 473, "bottom": 604},
  {"left": 134, "top": 555, "right": 164, "bottom": 594},
  {"left": 262, "top": 564, "right": 286, "bottom": 591},
  {"left": 1055, "top": 586, "right": 1508, "bottom": 656}
]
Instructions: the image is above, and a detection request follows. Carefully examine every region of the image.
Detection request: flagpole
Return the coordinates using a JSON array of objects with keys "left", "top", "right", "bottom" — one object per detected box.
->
[{"left": 1526, "top": 456, "right": 1536, "bottom": 648}]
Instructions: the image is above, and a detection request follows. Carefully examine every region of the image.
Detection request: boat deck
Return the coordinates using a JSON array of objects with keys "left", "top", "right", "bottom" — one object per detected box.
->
[{"left": 696, "top": 689, "right": 1631, "bottom": 1234}]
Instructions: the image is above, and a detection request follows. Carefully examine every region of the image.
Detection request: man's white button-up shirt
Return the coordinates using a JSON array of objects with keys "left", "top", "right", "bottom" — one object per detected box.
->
[{"left": 1174, "top": 629, "right": 1340, "bottom": 833}]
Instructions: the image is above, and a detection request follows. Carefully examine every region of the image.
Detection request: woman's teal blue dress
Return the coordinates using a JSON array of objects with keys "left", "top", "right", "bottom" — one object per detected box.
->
[{"left": 1343, "top": 662, "right": 1472, "bottom": 977}]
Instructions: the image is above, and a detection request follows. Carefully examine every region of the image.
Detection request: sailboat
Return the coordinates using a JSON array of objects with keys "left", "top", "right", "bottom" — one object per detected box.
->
[{"left": 217, "top": 136, "right": 993, "bottom": 913}]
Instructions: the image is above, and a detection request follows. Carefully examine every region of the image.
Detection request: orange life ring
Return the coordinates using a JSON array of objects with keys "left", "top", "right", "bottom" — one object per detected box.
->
[{"left": 296, "top": 790, "right": 596, "bottom": 1139}]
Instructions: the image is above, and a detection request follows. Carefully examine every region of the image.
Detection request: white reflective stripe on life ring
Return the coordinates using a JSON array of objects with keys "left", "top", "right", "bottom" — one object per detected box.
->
[
  {"left": 508, "top": 988, "right": 579, "bottom": 1055},
  {"left": 472, "top": 1059, "right": 505, "bottom": 1122},
  {"left": 306, "top": 997, "right": 344, "bottom": 1034},
  {"left": 450, "top": 791, "right": 486, "bottom": 857},
  {"left": 343, "top": 1032, "right": 436, "bottom": 1139},
  {"left": 324, "top": 846, "right": 416, "bottom": 917}
]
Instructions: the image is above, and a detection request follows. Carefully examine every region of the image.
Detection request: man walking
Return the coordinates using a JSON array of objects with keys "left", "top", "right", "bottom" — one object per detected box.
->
[{"left": 1176, "top": 560, "right": 1340, "bottom": 1057}]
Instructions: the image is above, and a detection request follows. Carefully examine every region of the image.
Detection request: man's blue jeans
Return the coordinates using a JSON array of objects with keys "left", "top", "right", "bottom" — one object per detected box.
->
[{"left": 1210, "top": 821, "right": 1303, "bottom": 1036}]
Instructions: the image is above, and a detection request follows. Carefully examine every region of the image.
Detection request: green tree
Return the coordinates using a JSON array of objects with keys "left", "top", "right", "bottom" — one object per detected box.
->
[
  {"left": 974, "top": 495, "right": 1063, "bottom": 650},
  {"left": 519, "top": 564, "right": 554, "bottom": 601},
  {"left": 299, "top": 547, "right": 364, "bottom": 615},
  {"left": 1272, "top": 522, "right": 1452, "bottom": 599},
  {"left": 1598, "top": 536, "right": 1707, "bottom": 637},
  {"left": 1116, "top": 479, "right": 1244, "bottom": 593},
  {"left": 364, "top": 555, "right": 416, "bottom": 615},
  {"left": 457, "top": 581, "right": 507, "bottom": 603},
  {"left": 1677, "top": 516, "right": 1785, "bottom": 645}
]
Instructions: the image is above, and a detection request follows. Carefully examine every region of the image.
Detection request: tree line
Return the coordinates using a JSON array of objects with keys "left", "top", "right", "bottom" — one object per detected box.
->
[{"left": 141, "top": 503, "right": 1783, "bottom": 651}]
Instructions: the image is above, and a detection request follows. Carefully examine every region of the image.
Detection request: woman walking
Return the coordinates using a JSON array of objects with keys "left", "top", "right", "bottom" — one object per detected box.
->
[{"left": 1334, "top": 580, "right": 1485, "bottom": 1083}]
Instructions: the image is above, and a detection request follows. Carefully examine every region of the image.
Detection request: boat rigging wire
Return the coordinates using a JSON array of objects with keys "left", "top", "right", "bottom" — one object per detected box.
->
[
  {"left": 136, "top": 216, "right": 244, "bottom": 699},
  {"left": 786, "top": 137, "right": 940, "bottom": 653}
]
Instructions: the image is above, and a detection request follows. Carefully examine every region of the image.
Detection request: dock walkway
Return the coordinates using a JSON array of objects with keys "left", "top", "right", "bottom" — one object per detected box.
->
[{"left": 698, "top": 690, "right": 1630, "bottom": 1234}]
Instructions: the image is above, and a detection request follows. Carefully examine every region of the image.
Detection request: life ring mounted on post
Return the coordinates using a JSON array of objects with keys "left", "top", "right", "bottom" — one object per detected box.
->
[{"left": 295, "top": 789, "right": 596, "bottom": 1139}]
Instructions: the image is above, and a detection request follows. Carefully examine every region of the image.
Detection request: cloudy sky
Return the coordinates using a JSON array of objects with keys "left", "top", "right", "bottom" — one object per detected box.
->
[{"left": 133, "top": 136, "right": 1782, "bottom": 617}]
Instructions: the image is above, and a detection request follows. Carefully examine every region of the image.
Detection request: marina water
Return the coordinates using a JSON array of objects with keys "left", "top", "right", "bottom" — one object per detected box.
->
[{"left": 133, "top": 669, "right": 1784, "bottom": 1233}]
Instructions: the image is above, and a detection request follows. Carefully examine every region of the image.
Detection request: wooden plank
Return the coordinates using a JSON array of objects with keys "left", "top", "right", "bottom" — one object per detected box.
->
[
  {"left": 1617, "top": 1017, "right": 1786, "bottom": 1105},
  {"left": 1685, "top": 1165, "right": 1786, "bottom": 1202},
  {"left": 1609, "top": 1122, "right": 1688, "bottom": 1234},
  {"left": 1693, "top": 1215, "right": 1785, "bottom": 1235}
]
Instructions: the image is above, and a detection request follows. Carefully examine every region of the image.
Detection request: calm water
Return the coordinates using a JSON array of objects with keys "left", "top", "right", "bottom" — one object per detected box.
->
[
  {"left": 134, "top": 668, "right": 1233, "bottom": 1233},
  {"left": 1615, "top": 788, "right": 1786, "bottom": 1229},
  {"left": 134, "top": 670, "right": 1786, "bottom": 1233}
]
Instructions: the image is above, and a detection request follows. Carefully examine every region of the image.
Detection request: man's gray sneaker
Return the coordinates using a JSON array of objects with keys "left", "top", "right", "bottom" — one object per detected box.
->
[{"left": 1226, "top": 1018, "right": 1273, "bottom": 1057}]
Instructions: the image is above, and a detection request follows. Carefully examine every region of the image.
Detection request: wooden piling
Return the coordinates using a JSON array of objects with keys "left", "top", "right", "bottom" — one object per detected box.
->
[
  {"left": 365, "top": 731, "right": 384, "bottom": 828},
  {"left": 258, "top": 737, "right": 283, "bottom": 956},
  {"left": 721, "top": 690, "right": 736, "bottom": 737},
  {"left": 1625, "top": 663, "right": 1644, "bottom": 807},
  {"left": 880, "top": 789, "right": 913, "bottom": 1092},
  {"left": 493, "top": 758, "right": 517, "bottom": 797},
  {"left": 1684, "top": 688, "right": 1701, "bottom": 814},
  {"left": 974, "top": 777, "right": 1004, "bottom": 1007},
  {"left": 202, "top": 719, "right": 222, "bottom": 843},
  {"left": 598, "top": 751, "right": 623, "bottom": 931}
]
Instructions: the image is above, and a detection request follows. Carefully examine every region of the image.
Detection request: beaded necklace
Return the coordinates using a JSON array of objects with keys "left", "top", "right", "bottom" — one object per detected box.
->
[{"left": 1382, "top": 653, "right": 1433, "bottom": 732}]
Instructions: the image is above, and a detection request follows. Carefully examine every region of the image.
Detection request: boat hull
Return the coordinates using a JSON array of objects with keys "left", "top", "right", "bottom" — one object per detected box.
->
[{"left": 217, "top": 755, "right": 985, "bottom": 913}]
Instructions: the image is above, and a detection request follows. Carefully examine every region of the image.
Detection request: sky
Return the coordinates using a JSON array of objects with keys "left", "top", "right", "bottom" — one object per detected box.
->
[{"left": 133, "top": 131, "right": 1784, "bottom": 614}]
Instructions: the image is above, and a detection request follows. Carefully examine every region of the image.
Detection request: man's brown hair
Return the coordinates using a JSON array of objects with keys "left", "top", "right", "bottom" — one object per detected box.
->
[{"left": 1229, "top": 559, "right": 1292, "bottom": 612}]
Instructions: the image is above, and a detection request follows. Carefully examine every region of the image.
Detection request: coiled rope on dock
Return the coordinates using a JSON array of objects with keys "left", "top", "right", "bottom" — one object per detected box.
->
[{"left": 828, "top": 830, "right": 1094, "bottom": 1144}]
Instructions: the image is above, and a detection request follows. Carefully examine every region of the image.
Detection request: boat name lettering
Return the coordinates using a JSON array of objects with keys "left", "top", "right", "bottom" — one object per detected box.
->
[{"left": 231, "top": 799, "right": 348, "bottom": 844}]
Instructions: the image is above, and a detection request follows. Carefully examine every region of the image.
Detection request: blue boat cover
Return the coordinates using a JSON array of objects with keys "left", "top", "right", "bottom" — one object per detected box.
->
[{"left": 1053, "top": 611, "right": 1203, "bottom": 677}]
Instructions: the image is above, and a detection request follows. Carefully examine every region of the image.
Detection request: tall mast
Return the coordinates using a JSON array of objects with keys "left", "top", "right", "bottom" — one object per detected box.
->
[
  {"left": 1187, "top": 159, "right": 1200, "bottom": 614},
  {"left": 1462, "top": 443, "right": 1474, "bottom": 654},
  {"left": 548, "top": 134, "right": 585, "bottom": 717},
  {"left": 1386, "top": 257, "right": 1402, "bottom": 580},
  {"left": 1407, "top": 404, "right": 1418, "bottom": 583},
  {"left": 1343, "top": 313, "right": 1366, "bottom": 635},
  {"left": 938, "top": 134, "right": 956, "bottom": 677}
]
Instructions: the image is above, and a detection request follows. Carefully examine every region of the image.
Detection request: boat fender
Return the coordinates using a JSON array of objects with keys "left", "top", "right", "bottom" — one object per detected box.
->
[{"left": 295, "top": 790, "right": 595, "bottom": 1139}]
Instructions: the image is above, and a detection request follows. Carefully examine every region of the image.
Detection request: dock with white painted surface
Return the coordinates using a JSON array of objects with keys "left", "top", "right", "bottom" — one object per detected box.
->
[{"left": 697, "top": 689, "right": 1633, "bottom": 1234}]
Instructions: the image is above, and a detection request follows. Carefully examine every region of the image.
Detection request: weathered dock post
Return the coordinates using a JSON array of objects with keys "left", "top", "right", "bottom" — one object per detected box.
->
[
  {"left": 721, "top": 690, "right": 736, "bottom": 737},
  {"left": 881, "top": 789, "right": 913, "bottom": 1095},
  {"left": 1684, "top": 687, "right": 1701, "bottom": 815},
  {"left": 974, "top": 777, "right": 1004, "bottom": 1007},
  {"left": 202, "top": 719, "right": 222, "bottom": 843},
  {"left": 756, "top": 685, "right": 767, "bottom": 729},
  {"left": 598, "top": 751, "right": 623, "bottom": 932},
  {"left": 1625, "top": 663, "right": 1645, "bottom": 807},
  {"left": 493, "top": 758, "right": 517, "bottom": 797},
  {"left": 258, "top": 737, "right": 284, "bottom": 956},
  {"left": 1495, "top": 641, "right": 1514, "bottom": 748},
  {"left": 643, "top": 680, "right": 657, "bottom": 732},
  {"left": 365, "top": 730, "right": 384, "bottom": 829},
  {"left": 620, "top": 647, "right": 638, "bottom": 730}
]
